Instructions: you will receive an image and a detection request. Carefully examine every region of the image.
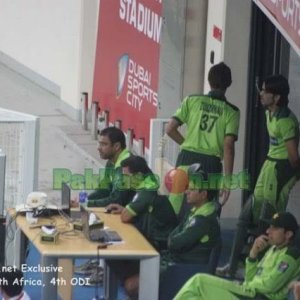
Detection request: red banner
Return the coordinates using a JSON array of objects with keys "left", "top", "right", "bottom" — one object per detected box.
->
[
  {"left": 258, "top": 0, "right": 300, "bottom": 50},
  {"left": 92, "top": 0, "right": 162, "bottom": 148}
]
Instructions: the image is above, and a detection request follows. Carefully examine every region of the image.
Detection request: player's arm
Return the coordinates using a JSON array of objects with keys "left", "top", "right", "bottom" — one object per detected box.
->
[
  {"left": 168, "top": 216, "right": 210, "bottom": 252},
  {"left": 121, "top": 192, "right": 150, "bottom": 223},
  {"left": 224, "top": 135, "right": 235, "bottom": 177},
  {"left": 245, "top": 235, "right": 270, "bottom": 281},
  {"left": 280, "top": 117, "right": 300, "bottom": 171},
  {"left": 285, "top": 138, "right": 300, "bottom": 170},
  {"left": 246, "top": 247, "right": 300, "bottom": 294},
  {"left": 165, "top": 118, "right": 184, "bottom": 145},
  {"left": 121, "top": 207, "right": 134, "bottom": 223},
  {"left": 220, "top": 135, "right": 236, "bottom": 205}
]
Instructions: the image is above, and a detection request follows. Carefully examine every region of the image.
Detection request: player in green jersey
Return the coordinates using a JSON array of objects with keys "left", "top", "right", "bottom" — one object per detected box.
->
[
  {"left": 110, "top": 164, "right": 221, "bottom": 299},
  {"left": 218, "top": 75, "right": 300, "bottom": 278},
  {"left": 175, "top": 212, "right": 300, "bottom": 300},
  {"left": 73, "top": 127, "right": 134, "bottom": 279},
  {"left": 106, "top": 155, "right": 177, "bottom": 250},
  {"left": 86, "top": 127, "right": 134, "bottom": 207},
  {"left": 166, "top": 62, "right": 240, "bottom": 214}
]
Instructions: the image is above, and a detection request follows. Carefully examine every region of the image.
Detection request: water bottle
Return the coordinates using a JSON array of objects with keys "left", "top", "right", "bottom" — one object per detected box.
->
[{"left": 79, "top": 190, "right": 88, "bottom": 207}]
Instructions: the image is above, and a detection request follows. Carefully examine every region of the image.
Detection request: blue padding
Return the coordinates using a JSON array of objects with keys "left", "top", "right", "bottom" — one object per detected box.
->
[
  {"left": 159, "top": 238, "right": 222, "bottom": 300},
  {"left": 159, "top": 263, "right": 211, "bottom": 300}
]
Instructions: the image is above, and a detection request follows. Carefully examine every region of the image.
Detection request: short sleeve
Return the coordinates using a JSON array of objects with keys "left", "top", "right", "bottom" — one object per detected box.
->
[
  {"left": 279, "top": 118, "right": 298, "bottom": 141},
  {"left": 225, "top": 109, "right": 240, "bottom": 140},
  {"left": 173, "top": 97, "right": 190, "bottom": 124}
]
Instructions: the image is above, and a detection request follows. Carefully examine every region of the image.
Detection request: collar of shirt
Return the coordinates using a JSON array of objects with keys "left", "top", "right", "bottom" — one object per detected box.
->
[
  {"left": 114, "top": 149, "right": 131, "bottom": 168},
  {"left": 207, "top": 90, "right": 227, "bottom": 102}
]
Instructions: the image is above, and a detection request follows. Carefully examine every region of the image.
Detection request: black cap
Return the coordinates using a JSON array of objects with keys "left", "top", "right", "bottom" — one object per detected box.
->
[
  {"left": 187, "top": 163, "right": 209, "bottom": 190},
  {"left": 264, "top": 212, "right": 298, "bottom": 234},
  {"left": 188, "top": 163, "right": 208, "bottom": 180}
]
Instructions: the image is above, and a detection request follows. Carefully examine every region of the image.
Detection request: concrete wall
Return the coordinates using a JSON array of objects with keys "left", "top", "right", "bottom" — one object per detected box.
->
[
  {"left": 222, "top": 0, "right": 252, "bottom": 218},
  {"left": 203, "top": 0, "right": 252, "bottom": 218},
  {"left": 80, "top": 0, "right": 99, "bottom": 106},
  {"left": 157, "top": 0, "right": 208, "bottom": 118},
  {"left": 157, "top": 0, "right": 187, "bottom": 118},
  {"left": 182, "top": 0, "right": 208, "bottom": 97},
  {"left": 0, "top": 0, "right": 99, "bottom": 121}
]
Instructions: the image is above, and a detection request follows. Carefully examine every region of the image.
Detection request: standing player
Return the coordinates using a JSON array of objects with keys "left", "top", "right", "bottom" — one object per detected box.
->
[
  {"left": 166, "top": 62, "right": 240, "bottom": 214},
  {"left": 218, "top": 74, "right": 300, "bottom": 278}
]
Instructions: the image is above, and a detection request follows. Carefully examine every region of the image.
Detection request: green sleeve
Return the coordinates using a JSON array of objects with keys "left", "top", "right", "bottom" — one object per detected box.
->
[
  {"left": 279, "top": 118, "right": 298, "bottom": 141},
  {"left": 244, "top": 257, "right": 259, "bottom": 282},
  {"left": 87, "top": 162, "right": 114, "bottom": 200},
  {"left": 225, "top": 109, "right": 240, "bottom": 139},
  {"left": 87, "top": 188, "right": 134, "bottom": 207},
  {"left": 168, "top": 216, "right": 210, "bottom": 252},
  {"left": 126, "top": 191, "right": 154, "bottom": 216},
  {"left": 173, "top": 97, "right": 189, "bottom": 124},
  {"left": 88, "top": 189, "right": 110, "bottom": 200},
  {"left": 245, "top": 252, "right": 300, "bottom": 294},
  {"left": 87, "top": 164, "right": 134, "bottom": 207}
]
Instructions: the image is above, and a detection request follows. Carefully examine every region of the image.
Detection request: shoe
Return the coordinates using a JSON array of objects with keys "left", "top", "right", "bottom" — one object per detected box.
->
[
  {"left": 84, "top": 267, "right": 104, "bottom": 286},
  {"left": 215, "top": 263, "right": 231, "bottom": 278},
  {"left": 74, "top": 259, "right": 101, "bottom": 275},
  {"left": 216, "top": 263, "right": 245, "bottom": 280}
]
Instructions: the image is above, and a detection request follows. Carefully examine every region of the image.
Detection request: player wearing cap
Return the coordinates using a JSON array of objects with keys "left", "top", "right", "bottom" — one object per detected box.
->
[
  {"left": 175, "top": 212, "right": 300, "bottom": 300},
  {"left": 166, "top": 62, "right": 240, "bottom": 214},
  {"left": 218, "top": 75, "right": 300, "bottom": 278}
]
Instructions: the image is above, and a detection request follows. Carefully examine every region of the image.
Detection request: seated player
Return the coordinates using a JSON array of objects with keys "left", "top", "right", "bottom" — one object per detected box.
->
[
  {"left": 106, "top": 155, "right": 178, "bottom": 250},
  {"left": 120, "top": 163, "right": 221, "bottom": 299},
  {"left": 174, "top": 212, "right": 300, "bottom": 300}
]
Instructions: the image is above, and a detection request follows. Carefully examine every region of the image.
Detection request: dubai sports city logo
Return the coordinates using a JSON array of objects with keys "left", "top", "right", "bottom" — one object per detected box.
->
[
  {"left": 117, "top": 54, "right": 129, "bottom": 98},
  {"left": 116, "top": 54, "right": 157, "bottom": 111}
]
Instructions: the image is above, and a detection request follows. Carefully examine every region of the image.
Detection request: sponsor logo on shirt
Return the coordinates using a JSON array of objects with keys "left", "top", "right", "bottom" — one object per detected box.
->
[
  {"left": 278, "top": 261, "right": 289, "bottom": 272},
  {"left": 270, "top": 136, "right": 279, "bottom": 145},
  {"left": 256, "top": 267, "right": 263, "bottom": 275},
  {"left": 132, "top": 194, "right": 138, "bottom": 202},
  {"left": 188, "top": 217, "right": 196, "bottom": 227}
]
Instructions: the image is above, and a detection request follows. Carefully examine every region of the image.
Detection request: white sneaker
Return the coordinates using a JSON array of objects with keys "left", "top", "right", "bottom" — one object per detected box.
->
[
  {"left": 216, "top": 263, "right": 245, "bottom": 280},
  {"left": 215, "top": 263, "right": 231, "bottom": 277}
]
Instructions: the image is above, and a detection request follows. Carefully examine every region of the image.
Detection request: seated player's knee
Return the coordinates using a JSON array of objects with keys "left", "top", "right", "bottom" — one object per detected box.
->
[{"left": 124, "top": 274, "right": 139, "bottom": 298}]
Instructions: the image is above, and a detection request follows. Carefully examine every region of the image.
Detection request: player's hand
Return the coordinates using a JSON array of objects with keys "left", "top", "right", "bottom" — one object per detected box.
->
[
  {"left": 249, "top": 234, "right": 269, "bottom": 259},
  {"left": 289, "top": 281, "right": 300, "bottom": 300},
  {"left": 219, "top": 189, "right": 230, "bottom": 206},
  {"left": 70, "top": 198, "right": 79, "bottom": 208},
  {"left": 105, "top": 203, "right": 124, "bottom": 214}
]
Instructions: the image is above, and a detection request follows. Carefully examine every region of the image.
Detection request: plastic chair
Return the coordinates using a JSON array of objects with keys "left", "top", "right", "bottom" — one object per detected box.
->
[{"left": 159, "top": 237, "right": 222, "bottom": 300}]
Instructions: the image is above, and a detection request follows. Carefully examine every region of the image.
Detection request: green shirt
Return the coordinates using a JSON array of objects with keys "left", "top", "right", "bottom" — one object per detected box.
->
[
  {"left": 173, "top": 91, "right": 240, "bottom": 158},
  {"left": 168, "top": 201, "right": 220, "bottom": 263},
  {"left": 126, "top": 177, "right": 177, "bottom": 250},
  {"left": 266, "top": 107, "right": 299, "bottom": 159},
  {"left": 126, "top": 174, "right": 177, "bottom": 250},
  {"left": 87, "top": 149, "right": 134, "bottom": 207},
  {"left": 244, "top": 245, "right": 300, "bottom": 300}
]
